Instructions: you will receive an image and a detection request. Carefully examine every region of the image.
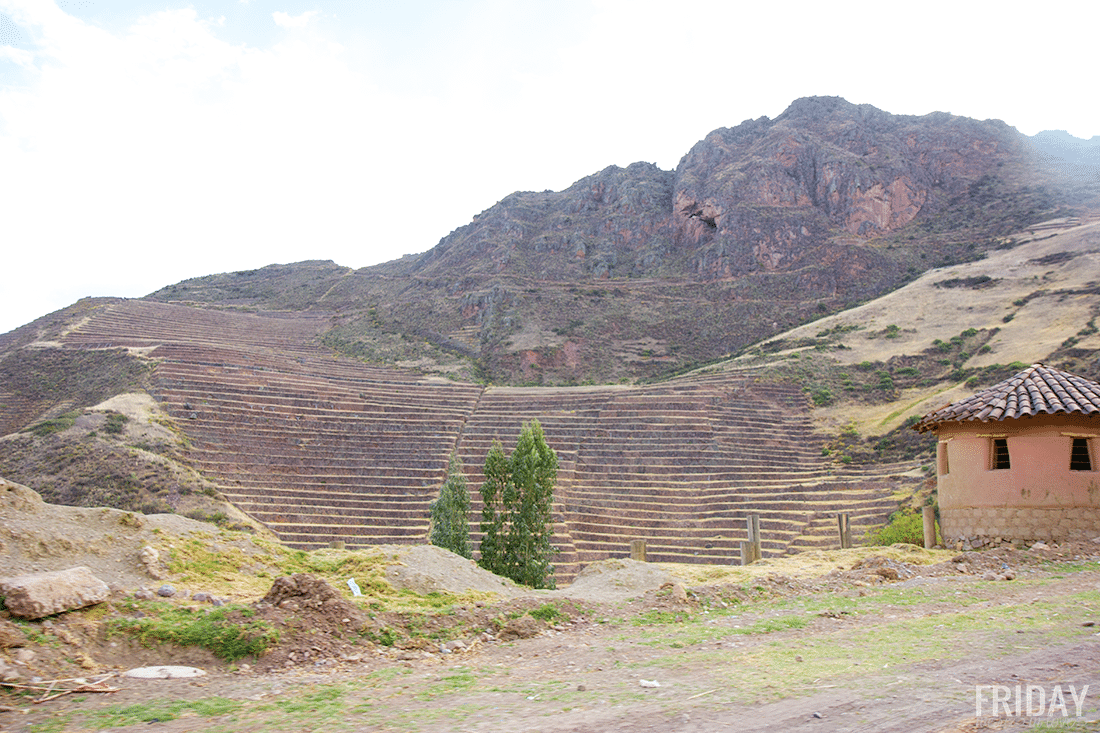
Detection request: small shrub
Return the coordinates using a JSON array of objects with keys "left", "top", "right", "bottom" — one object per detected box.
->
[
  {"left": 105, "top": 412, "right": 129, "bottom": 435},
  {"left": 865, "top": 508, "right": 936, "bottom": 547},
  {"left": 528, "top": 603, "right": 566, "bottom": 623},
  {"left": 24, "top": 416, "right": 76, "bottom": 437}
]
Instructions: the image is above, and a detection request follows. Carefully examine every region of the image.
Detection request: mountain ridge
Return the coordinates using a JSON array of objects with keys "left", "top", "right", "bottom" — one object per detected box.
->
[{"left": 141, "top": 97, "right": 1097, "bottom": 386}]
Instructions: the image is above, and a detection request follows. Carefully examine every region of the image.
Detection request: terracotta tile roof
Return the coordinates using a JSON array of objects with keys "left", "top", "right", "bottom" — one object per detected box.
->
[{"left": 913, "top": 363, "right": 1100, "bottom": 433}]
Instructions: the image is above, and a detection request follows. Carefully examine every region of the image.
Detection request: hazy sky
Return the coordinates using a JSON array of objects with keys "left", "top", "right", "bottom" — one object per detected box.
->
[{"left": 1, "top": 0, "right": 1096, "bottom": 335}]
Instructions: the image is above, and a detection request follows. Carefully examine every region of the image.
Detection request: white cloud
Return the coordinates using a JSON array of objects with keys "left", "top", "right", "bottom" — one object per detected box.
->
[
  {"left": 0, "top": 2, "right": 437, "bottom": 334},
  {"left": 272, "top": 10, "right": 317, "bottom": 29},
  {"left": 0, "top": 0, "right": 1094, "bottom": 335}
]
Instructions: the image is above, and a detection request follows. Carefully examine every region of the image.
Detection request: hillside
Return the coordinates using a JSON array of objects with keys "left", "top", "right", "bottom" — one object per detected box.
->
[
  {"left": 146, "top": 97, "right": 1098, "bottom": 386},
  {"left": 1, "top": 97, "right": 1099, "bottom": 576}
]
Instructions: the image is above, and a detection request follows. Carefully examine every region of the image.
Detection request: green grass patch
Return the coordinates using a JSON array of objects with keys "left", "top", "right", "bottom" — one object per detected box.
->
[
  {"left": 23, "top": 414, "right": 79, "bottom": 437},
  {"left": 417, "top": 668, "right": 478, "bottom": 700},
  {"left": 731, "top": 615, "right": 810, "bottom": 635},
  {"left": 107, "top": 603, "right": 279, "bottom": 662},
  {"left": 90, "top": 697, "right": 241, "bottom": 728},
  {"left": 631, "top": 609, "right": 695, "bottom": 626},
  {"left": 528, "top": 602, "right": 568, "bottom": 623}
]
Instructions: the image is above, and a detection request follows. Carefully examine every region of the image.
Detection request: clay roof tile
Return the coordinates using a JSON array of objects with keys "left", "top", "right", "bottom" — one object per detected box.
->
[{"left": 912, "top": 364, "right": 1100, "bottom": 432}]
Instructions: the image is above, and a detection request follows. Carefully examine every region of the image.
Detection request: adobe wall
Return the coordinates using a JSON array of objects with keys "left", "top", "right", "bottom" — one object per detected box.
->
[{"left": 936, "top": 414, "right": 1100, "bottom": 546}]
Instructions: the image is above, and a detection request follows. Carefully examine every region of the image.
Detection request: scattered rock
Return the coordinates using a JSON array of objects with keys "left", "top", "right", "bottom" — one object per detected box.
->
[
  {"left": 0, "top": 659, "right": 23, "bottom": 682},
  {"left": 0, "top": 619, "right": 25, "bottom": 649},
  {"left": 639, "top": 679, "right": 660, "bottom": 688},
  {"left": 1031, "top": 542, "right": 1050, "bottom": 551},
  {"left": 139, "top": 546, "right": 163, "bottom": 579},
  {"left": 499, "top": 616, "right": 546, "bottom": 641},
  {"left": 156, "top": 585, "right": 176, "bottom": 598},
  {"left": 0, "top": 567, "right": 110, "bottom": 620}
]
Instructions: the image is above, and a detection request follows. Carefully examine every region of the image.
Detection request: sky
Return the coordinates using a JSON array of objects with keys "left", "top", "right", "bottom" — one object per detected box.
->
[{"left": 0, "top": 0, "right": 1097, "bottom": 336}]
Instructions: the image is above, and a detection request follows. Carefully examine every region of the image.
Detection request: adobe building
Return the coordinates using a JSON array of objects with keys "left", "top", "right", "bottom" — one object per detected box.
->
[{"left": 913, "top": 363, "right": 1100, "bottom": 547}]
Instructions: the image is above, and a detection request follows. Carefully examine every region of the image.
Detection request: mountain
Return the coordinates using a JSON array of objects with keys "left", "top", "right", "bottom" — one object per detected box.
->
[
  {"left": 147, "top": 97, "right": 1097, "bottom": 385},
  {"left": 2, "top": 97, "right": 1099, "bottom": 570}
]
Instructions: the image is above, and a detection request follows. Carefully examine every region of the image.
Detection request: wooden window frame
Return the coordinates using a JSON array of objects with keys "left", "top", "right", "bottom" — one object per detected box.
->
[
  {"left": 990, "top": 437, "right": 1010, "bottom": 470},
  {"left": 1070, "top": 437, "right": 1093, "bottom": 472}
]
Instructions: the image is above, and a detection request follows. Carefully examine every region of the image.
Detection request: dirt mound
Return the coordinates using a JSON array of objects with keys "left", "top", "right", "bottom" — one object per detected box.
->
[
  {"left": 0, "top": 477, "right": 213, "bottom": 589},
  {"left": 553, "top": 558, "right": 679, "bottom": 602},
  {"left": 260, "top": 573, "right": 366, "bottom": 633},
  {"left": 373, "top": 544, "right": 526, "bottom": 598},
  {"left": 250, "top": 574, "right": 369, "bottom": 672}
]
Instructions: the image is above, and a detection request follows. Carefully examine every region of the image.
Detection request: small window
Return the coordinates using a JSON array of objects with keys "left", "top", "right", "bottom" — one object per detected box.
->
[
  {"left": 1071, "top": 438, "right": 1093, "bottom": 471},
  {"left": 937, "top": 442, "right": 950, "bottom": 475},
  {"left": 991, "top": 438, "right": 1011, "bottom": 470}
]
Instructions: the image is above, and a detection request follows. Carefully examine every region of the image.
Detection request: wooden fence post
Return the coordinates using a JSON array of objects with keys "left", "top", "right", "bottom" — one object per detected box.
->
[
  {"left": 837, "top": 513, "right": 851, "bottom": 549},
  {"left": 742, "top": 514, "right": 761, "bottom": 564},
  {"left": 631, "top": 539, "right": 647, "bottom": 562},
  {"left": 922, "top": 506, "right": 937, "bottom": 549}
]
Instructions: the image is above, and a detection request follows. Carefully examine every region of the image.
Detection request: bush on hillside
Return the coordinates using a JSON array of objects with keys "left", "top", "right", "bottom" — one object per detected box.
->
[{"left": 865, "top": 507, "right": 939, "bottom": 547}]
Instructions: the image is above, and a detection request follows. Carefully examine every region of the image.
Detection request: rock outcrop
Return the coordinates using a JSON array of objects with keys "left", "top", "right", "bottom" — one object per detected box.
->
[
  {"left": 129, "top": 97, "right": 1100, "bottom": 385},
  {"left": 0, "top": 566, "right": 111, "bottom": 620}
]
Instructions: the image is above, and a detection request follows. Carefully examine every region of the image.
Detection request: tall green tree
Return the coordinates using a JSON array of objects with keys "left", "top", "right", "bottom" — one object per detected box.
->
[
  {"left": 429, "top": 453, "right": 472, "bottom": 558},
  {"left": 477, "top": 440, "right": 510, "bottom": 576},
  {"left": 477, "top": 420, "right": 558, "bottom": 589}
]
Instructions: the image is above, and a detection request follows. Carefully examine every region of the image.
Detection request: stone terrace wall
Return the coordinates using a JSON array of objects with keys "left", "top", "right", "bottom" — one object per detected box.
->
[{"left": 55, "top": 300, "right": 909, "bottom": 579}]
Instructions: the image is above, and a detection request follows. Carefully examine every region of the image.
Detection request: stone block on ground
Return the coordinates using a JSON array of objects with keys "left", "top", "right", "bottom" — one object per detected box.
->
[{"left": 0, "top": 566, "right": 111, "bottom": 620}]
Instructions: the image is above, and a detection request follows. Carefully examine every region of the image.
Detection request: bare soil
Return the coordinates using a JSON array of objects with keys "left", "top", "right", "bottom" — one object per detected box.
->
[{"left": 3, "top": 483, "right": 1100, "bottom": 732}]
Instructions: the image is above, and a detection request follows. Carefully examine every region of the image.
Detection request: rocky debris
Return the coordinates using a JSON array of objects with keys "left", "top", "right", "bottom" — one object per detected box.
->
[
  {"left": 850, "top": 555, "right": 916, "bottom": 582},
  {"left": 0, "top": 566, "right": 110, "bottom": 620},
  {"left": 0, "top": 619, "right": 25, "bottom": 648},
  {"left": 139, "top": 546, "right": 164, "bottom": 579},
  {"left": 498, "top": 615, "right": 546, "bottom": 641},
  {"left": 247, "top": 574, "right": 371, "bottom": 671},
  {"left": 950, "top": 550, "right": 1023, "bottom": 579},
  {"left": 671, "top": 582, "right": 690, "bottom": 604},
  {"left": 262, "top": 574, "right": 356, "bottom": 616},
  {"left": 0, "top": 658, "right": 22, "bottom": 682}
]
